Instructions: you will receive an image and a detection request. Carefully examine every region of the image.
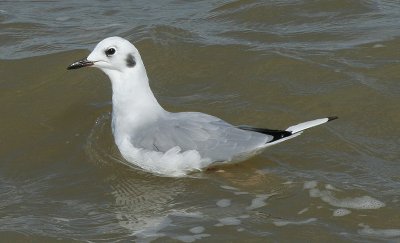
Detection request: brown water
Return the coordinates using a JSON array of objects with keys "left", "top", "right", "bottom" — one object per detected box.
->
[{"left": 1, "top": 1, "right": 400, "bottom": 242}]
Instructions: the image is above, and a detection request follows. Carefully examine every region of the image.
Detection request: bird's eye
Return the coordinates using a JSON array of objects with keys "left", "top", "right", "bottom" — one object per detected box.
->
[{"left": 105, "top": 48, "right": 116, "bottom": 56}]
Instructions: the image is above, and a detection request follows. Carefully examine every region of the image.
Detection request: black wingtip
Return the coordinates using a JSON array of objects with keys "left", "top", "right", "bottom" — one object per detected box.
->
[
  {"left": 328, "top": 116, "right": 338, "bottom": 122},
  {"left": 237, "top": 125, "right": 292, "bottom": 142}
]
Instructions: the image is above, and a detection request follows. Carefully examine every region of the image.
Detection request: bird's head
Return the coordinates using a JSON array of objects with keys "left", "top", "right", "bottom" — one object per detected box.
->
[{"left": 67, "top": 36, "right": 142, "bottom": 77}]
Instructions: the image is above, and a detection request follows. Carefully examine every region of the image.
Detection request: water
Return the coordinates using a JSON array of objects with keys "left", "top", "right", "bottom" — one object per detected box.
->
[{"left": 1, "top": 0, "right": 399, "bottom": 242}]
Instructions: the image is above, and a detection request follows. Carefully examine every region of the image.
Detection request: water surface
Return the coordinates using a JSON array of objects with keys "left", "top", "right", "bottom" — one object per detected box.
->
[{"left": 1, "top": 0, "right": 400, "bottom": 242}]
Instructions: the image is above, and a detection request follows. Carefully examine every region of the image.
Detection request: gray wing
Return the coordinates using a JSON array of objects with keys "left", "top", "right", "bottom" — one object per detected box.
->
[{"left": 130, "top": 112, "right": 273, "bottom": 161}]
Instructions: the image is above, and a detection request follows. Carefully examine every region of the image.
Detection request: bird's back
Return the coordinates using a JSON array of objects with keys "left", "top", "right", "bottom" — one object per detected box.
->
[{"left": 130, "top": 112, "right": 272, "bottom": 162}]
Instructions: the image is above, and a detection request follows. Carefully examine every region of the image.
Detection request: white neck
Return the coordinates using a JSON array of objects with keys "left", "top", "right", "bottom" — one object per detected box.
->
[{"left": 103, "top": 64, "right": 166, "bottom": 142}]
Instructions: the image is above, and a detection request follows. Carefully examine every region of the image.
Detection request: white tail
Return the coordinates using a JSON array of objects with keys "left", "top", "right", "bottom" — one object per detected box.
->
[
  {"left": 286, "top": 116, "right": 338, "bottom": 134},
  {"left": 258, "top": 116, "right": 337, "bottom": 149}
]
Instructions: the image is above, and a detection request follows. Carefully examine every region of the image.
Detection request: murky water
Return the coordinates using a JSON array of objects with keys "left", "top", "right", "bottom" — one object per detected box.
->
[{"left": 1, "top": 0, "right": 400, "bottom": 242}]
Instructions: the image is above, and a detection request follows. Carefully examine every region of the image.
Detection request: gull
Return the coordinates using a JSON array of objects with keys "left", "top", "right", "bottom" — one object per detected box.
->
[{"left": 67, "top": 36, "right": 337, "bottom": 176}]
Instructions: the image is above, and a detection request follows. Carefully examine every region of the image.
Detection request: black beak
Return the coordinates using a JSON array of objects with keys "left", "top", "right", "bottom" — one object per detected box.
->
[{"left": 67, "top": 58, "right": 94, "bottom": 70}]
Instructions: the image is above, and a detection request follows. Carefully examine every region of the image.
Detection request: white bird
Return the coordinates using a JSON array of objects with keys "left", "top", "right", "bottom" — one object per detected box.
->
[{"left": 67, "top": 36, "right": 337, "bottom": 176}]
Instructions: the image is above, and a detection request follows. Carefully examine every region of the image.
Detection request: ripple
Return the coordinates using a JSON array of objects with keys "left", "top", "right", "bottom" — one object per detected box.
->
[
  {"left": 358, "top": 223, "right": 400, "bottom": 239},
  {"left": 246, "top": 194, "right": 274, "bottom": 210},
  {"left": 273, "top": 218, "right": 317, "bottom": 227},
  {"left": 85, "top": 112, "right": 143, "bottom": 171},
  {"left": 216, "top": 199, "right": 231, "bottom": 208}
]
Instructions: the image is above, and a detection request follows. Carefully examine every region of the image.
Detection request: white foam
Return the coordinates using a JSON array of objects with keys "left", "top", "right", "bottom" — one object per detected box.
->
[
  {"left": 169, "top": 210, "right": 204, "bottom": 218},
  {"left": 169, "top": 210, "right": 203, "bottom": 218},
  {"left": 373, "top": 44, "right": 385, "bottom": 48},
  {"left": 234, "top": 191, "right": 249, "bottom": 195},
  {"left": 273, "top": 218, "right": 317, "bottom": 227},
  {"left": 220, "top": 185, "right": 238, "bottom": 191},
  {"left": 303, "top": 181, "right": 385, "bottom": 210},
  {"left": 297, "top": 207, "right": 309, "bottom": 215},
  {"left": 189, "top": 226, "right": 205, "bottom": 234},
  {"left": 133, "top": 216, "right": 171, "bottom": 242},
  {"left": 123, "top": 210, "right": 204, "bottom": 243},
  {"left": 53, "top": 217, "right": 70, "bottom": 222},
  {"left": 303, "top": 180, "right": 318, "bottom": 189},
  {"left": 175, "top": 234, "right": 210, "bottom": 242},
  {"left": 176, "top": 235, "right": 196, "bottom": 243},
  {"left": 216, "top": 199, "right": 231, "bottom": 208},
  {"left": 333, "top": 208, "right": 351, "bottom": 217},
  {"left": 325, "top": 184, "right": 340, "bottom": 191},
  {"left": 309, "top": 188, "right": 321, "bottom": 197},
  {"left": 246, "top": 194, "right": 273, "bottom": 210},
  {"left": 319, "top": 191, "right": 384, "bottom": 210},
  {"left": 218, "top": 217, "right": 241, "bottom": 226},
  {"left": 358, "top": 223, "right": 400, "bottom": 238}
]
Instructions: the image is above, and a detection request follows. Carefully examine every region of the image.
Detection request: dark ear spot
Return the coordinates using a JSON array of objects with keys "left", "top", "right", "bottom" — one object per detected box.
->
[{"left": 126, "top": 54, "right": 136, "bottom": 67}]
